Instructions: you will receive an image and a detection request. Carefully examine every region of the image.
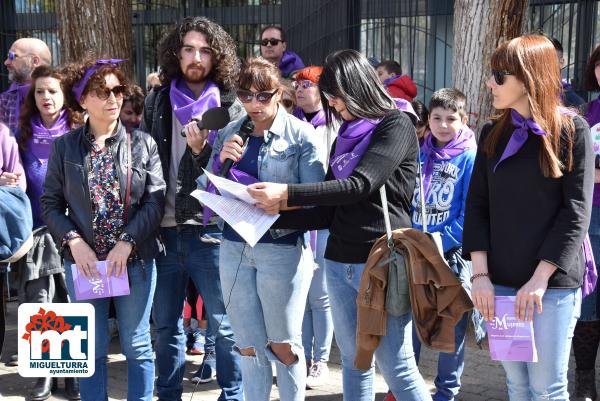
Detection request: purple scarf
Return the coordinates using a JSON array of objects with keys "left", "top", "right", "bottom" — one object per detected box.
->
[
  {"left": 493, "top": 109, "right": 547, "bottom": 172},
  {"left": 394, "top": 98, "right": 418, "bottom": 120},
  {"left": 29, "top": 110, "right": 70, "bottom": 161},
  {"left": 585, "top": 98, "right": 600, "bottom": 128},
  {"left": 279, "top": 50, "right": 305, "bottom": 78},
  {"left": 384, "top": 74, "right": 402, "bottom": 87},
  {"left": 330, "top": 118, "right": 381, "bottom": 179},
  {"left": 169, "top": 78, "right": 220, "bottom": 126},
  {"left": 293, "top": 107, "right": 326, "bottom": 128},
  {"left": 421, "top": 126, "right": 477, "bottom": 196},
  {"left": 8, "top": 82, "right": 31, "bottom": 124}
]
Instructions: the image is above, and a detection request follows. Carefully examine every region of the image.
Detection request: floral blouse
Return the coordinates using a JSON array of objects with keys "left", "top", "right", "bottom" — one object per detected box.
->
[{"left": 62, "top": 133, "right": 135, "bottom": 256}]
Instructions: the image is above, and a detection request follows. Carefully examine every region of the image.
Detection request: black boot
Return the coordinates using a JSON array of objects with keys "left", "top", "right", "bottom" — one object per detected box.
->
[
  {"left": 64, "top": 377, "right": 81, "bottom": 400},
  {"left": 574, "top": 369, "right": 597, "bottom": 401},
  {"left": 29, "top": 377, "right": 53, "bottom": 401}
]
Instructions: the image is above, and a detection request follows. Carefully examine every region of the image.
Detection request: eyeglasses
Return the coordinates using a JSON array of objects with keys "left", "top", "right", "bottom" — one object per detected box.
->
[
  {"left": 236, "top": 89, "right": 278, "bottom": 104},
  {"left": 261, "top": 38, "right": 284, "bottom": 47},
  {"left": 293, "top": 80, "right": 315, "bottom": 90},
  {"left": 492, "top": 70, "right": 513, "bottom": 86},
  {"left": 92, "top": 85, "right": 127, "bottom": 100},
  {"left": 7, "top": 51, "right": 30, "bottom": 61}
]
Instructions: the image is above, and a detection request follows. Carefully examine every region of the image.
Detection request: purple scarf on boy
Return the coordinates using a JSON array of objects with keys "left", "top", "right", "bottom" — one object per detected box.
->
[{"left": 421, "top": 126, "right": 477, "bottom": 196}]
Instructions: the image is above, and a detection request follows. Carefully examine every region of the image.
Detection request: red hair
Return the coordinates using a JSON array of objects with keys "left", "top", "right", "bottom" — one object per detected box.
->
[{"left": 295, "top": 66, "right": 323, "bottom": 84}]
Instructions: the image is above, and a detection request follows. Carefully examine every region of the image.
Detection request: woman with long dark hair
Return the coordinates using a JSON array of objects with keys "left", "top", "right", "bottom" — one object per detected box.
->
[
  {"left": 248, "top": 49, "right": 429, "bottom": 401},
  {"left": 16, "top": 65, "right": 83, "bottom": 401},
  {"left": 463, "top": 35, "right": 593, "bottom": 400},
  {"left": 41, "top": 58, "right": 165, "bottom": 401}
]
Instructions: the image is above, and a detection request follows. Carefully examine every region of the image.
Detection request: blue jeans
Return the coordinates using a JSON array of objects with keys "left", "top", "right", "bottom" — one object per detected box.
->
[
  {"left": 152, "top": 226, "right": 242, "bottom": 401},
  {"left": 325, "top": 259, "right": 430, "bottom": 401},
  {"left": 219, "top": 238, "right": 313, "bottom": 401},
  {"left": 302, "top": 230, "right": 334, "bottom": 362},
  {"left": 64, "top": 259, "right": 156, "bottom": 401},
  {"left": 495, "top": 284, "right": 581, "bottom": 401}
]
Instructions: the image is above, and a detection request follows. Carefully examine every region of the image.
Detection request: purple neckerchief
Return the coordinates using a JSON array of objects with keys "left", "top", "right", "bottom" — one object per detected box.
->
[
  {"left": 394, "top": 98, "right": 418, "bottom": 120},
  {"left": 421, "top": 126, "right": 477, "bottom": 196},
  {"left": 561, "top": 78, "right": 573, "bottom": 92},
  {"left": 383, "top": 74, "right": 403, "bottom": 87},
  {"left": 279, "top": 50, "right": 305, "bottom": 78},
  {"left": 585, "top": 98, "right": 600, "bottom": 127},
  {"left": 30, "top": 110, "right": 70, "bottom": 161},
  {"left": 202, "top": 153, "right": 260, "bottom": 225},
  {"left": 582, "top": 233, "right": 598, "bottom": 298},
  {"left": 493, "top": 109, "right": 547, "bottom": 172},
  {"left": 293, "top": 107, "right": 326, "bottom": 127},
  {"left": 8, "top": 82, "right": 31, "bottom": 124},
  {"left": 71, "top": 59, "right": 126, "bottom": 102},
  {"left": 169, "top": 78, "right": 220, "bottom": 126},
  {"left": 330, "top": 117, "right": 381, "bottom": 179}
]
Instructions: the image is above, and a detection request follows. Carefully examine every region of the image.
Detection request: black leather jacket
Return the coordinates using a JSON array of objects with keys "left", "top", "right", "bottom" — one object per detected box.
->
[{"left": 41, "top": 122, "right": 166, "bottom": 262}]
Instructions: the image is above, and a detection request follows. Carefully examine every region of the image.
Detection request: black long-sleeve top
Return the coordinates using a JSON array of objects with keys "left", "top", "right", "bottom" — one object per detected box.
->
[
  {"left": 462, "top": 115, "right": 593, "bottom": 289},
  {"left": 274, "top": 109, "right": 418, "bottom": 263}
]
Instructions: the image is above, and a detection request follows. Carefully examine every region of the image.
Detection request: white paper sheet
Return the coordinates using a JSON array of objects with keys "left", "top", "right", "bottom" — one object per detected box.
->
[{"left": 191, "top": 171, "right": 280, "bottom": 247}]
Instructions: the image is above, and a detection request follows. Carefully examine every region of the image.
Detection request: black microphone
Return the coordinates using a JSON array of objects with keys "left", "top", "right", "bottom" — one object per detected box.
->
[
  {"left": 219, "top": 116, "right": 255, "bottom": 177},
  {"left": 180, "top": 106, "right": 230, "bottom": 137}
]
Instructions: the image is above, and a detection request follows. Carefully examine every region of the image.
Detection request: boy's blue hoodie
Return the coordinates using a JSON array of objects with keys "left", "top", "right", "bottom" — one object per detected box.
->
[{"left": 412, "top": 127, "right": 477, "bottom": 252}]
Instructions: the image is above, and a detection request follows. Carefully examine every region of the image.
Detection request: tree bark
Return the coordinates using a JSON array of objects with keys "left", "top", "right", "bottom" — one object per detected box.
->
[
  {"left": 56, "top": 0, "right": 133, "bottom": 78},
  {"left": 452, "top": 0, "right": 529, "bottom": 132}
]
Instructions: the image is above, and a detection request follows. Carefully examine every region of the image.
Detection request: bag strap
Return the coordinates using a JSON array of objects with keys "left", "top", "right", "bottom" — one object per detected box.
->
[
  {"left": 124, "top": 132, "right": 132, "bottom": 225},
  {"left": 379, "top": 145, "right": 428, "bottom": 244}
]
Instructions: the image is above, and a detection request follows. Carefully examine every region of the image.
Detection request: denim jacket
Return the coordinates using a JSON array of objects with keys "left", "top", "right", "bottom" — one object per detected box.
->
[{"left": 201, "top": 105, "right": 327, "bottom": 238}]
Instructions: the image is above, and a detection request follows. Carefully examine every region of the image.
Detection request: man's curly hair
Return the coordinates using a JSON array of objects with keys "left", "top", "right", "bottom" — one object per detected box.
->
[{"left": 158, "top": 16, "right": 240, "bottom": 91}]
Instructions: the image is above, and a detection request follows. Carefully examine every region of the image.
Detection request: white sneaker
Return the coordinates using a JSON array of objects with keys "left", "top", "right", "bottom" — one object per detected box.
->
[{"left": 306, "top": 361, "right": 329, "bottom": 389}]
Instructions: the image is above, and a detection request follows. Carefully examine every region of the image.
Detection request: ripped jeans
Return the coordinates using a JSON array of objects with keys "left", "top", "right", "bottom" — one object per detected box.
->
[{"left": 219, "top": 238, "right": 313, "bottom": 401}]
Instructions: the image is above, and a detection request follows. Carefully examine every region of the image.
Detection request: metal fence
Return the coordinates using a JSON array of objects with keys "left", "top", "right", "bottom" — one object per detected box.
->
[{"left": 1, "top": 0, "right": 599, "bottom": 102}]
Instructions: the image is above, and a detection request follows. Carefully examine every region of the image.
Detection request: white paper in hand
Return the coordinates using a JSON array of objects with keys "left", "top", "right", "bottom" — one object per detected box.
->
[{"left": 202, "top": 169, "right": 256, "bottom": 204}]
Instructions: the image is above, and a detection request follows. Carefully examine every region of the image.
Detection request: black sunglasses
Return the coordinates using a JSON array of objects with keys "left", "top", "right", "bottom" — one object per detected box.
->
[
  {"left": 492, "top": 70, "right": 513, "bottom": 86},
  {"left": 261, "top": 38, "right": 284, "bottom": 46},
  {"left": 237, "top": 89, "right": 278, "bottom": 104},
  {"left": 93, "top": 85, "right": 127, "bottom": 100}
]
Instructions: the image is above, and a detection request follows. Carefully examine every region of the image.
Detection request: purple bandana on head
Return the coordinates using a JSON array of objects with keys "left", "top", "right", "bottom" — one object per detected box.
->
[
  {"left": 421, "top": 126, "right": 477, "bottom": 196},
  {"left": 8, "top": 82, "right": 31, "bottom": 124},
  {"left": 293, "top": 107, "right": 326, "bottom": 128},
  {"left": 169, "top": 78, "right": 220, "bottom": 126},
  {"left": 279, "top": 50, "right": 305, "bottom": 78},
  {"left": 493, "top": 109, "right": 547, "bottom": 172},
  {"left": 71, "top": 59, "right": 126, "bottom": 103},
  {"left": 29, "top": 109, "right": 70, "bottom": 161},
  {"left": 330, "top": 118, "right": 382, "bottom": 179}
]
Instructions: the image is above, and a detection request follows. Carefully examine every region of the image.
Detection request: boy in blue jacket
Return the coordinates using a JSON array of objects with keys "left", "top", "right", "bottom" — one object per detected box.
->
[{"left": 411, "top": 88, "right": 477, "bottom": 401}]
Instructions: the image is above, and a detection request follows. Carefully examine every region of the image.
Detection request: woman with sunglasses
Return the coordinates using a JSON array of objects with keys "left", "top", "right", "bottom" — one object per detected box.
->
[
  {"left": 14, "top": 65, "right": 83, "bottom": 401},
  {"left": 462, "top": 35, "right": 593, "bottom": 400},
  {"left": 291, "top": 65, "right": 337, "bottom": 388},
  {"left": 205, "top": 57, "right": 325, "bottom": 401},
  {"left": 42, "top": 58, "right": 166, "bottom": 401},
  {"left": 248, "top": 49, "right": 429, "bottom": 400}
]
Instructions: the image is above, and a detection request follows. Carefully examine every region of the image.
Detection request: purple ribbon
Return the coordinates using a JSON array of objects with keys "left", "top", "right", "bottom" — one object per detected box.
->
[
  {"left": 330, "top": 118, "right": 381, "bottom": 179},
  {"left": 29, "top": 110, "right": 70, "bottom": 161},
  {"left": 421, "top": 126, "right": 477, "bottom": 197},
  {"left": 493, "top": 109, "right": 547, "bottom": 172},
  {"left": 71, "top": 59, "right": 126, "bottom": 103},
  {"left": 169, "top": 78, "right": 220, "bottom": 126},
  {"left": 293, "top": 107, "right": 326, "bottom": 128}
]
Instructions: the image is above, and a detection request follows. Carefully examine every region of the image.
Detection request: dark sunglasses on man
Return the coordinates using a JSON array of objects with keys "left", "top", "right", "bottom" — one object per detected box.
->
[
  {"left": 261, "top": 38, "right": 284, "bottom": 47},
  {"left": 236, "top": 89, "right": 278, "bottom": 104},
  {"left": 492, "top": 70, "right": 513, "bottom": 86}
]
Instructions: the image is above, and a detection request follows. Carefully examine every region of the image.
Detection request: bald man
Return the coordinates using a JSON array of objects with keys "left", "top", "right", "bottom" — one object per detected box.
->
[{"left": 0, "top": 38, "right": 51, "bottom": 135}]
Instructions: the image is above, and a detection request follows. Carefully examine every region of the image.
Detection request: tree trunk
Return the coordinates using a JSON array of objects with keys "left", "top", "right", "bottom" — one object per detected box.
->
[
  {"left": 56, "top": 0, "right": 133, "bottom": 79},
  {"left": 452, "top": 0, "right": 529, "bottom": 132}
]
